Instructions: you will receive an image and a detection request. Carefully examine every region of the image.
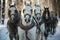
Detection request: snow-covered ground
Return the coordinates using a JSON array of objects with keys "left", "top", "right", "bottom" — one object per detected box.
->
[
  {"left": 0, "top": 18, "right": 60, "bottom": 40},
  {"left": 0, "top": 19, "right": 36, "bottom": 40},
  {"left": 0, "top": 19, "right": 9, "bottom": 40}
]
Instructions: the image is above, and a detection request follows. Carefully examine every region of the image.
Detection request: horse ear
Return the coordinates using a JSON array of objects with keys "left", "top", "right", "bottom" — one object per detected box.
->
[
  {"left": 8, "top": 9, "right": 10, "bottom": 17},
  {"left": 35, "top": 4, "right": 36, "bottom": 6},
  {"left": 23, "top": 9, "right": 25, "bottom": 13},
  {"left": 40, "top": 9, "right": 42, "bottom": 13},
  {"left": 15, "top": 10, "right": 18, "bottom": 13},
  {"left": 19, "top": 11, "right": 21, "bottom": 14},
  {"left": 24, "top": 1, "right": 26, "bottom": 5},
  {"left": 19, "top": 11, "right": 21, "bottom": 16},
  {"left": 9, "top": 4, "right": 11, "bottom": 7},
  {"left": 34, "top": 9, "right": 36, "bottom": 13},
  {"left": 30, "top": 1, "right": 32, "bottom": 5},
  {"left": 44, "top": 6, "right": 45, "bottom": 9},
  {"left": 14, "top": 4, "right": 15, "bottom": 6}
]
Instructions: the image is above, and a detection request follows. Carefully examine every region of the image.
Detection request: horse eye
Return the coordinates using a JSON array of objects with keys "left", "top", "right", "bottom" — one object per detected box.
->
[
  {"left": 31, "top": 9, "right": 32, "bottom": 14},
  {"left": 15, "top": 10, "right": 18, "bottom": 13},
  {"left": 40, "top": 10, "right": 41, "bottom": 12},
  {"left": 29, "top": 15, "right": 31, "bottom": 18},
  {"left": 35, "top": 14, "right": 37, "bottom": 16}
]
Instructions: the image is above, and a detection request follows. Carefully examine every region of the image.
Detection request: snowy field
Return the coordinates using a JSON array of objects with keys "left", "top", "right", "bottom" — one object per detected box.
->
[{"left": 0, "top": 18, "right": 60, "bottom": 40}]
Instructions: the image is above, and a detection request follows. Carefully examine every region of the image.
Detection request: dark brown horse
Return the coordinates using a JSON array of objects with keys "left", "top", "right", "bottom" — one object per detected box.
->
[
  {"left": 50, "top": 14, "right": 58, "bottom": 35},
  {"left": 7, "top": 4, "right": 20, "bottom": 40},
  {"left": 42, "top": 7, "right": 51, "bottom": 40}
]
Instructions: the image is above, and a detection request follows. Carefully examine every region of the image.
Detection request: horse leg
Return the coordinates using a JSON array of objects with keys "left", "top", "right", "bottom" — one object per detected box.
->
[
  {"left": 44, "top": 30, "right": 48, "bottom": 40},
  {"left": 51, "top": 26, "right": 53, "bottom": 34},
  {"left": 36, "top": 29, "right": 40, "bottom": 40},
  {"left": 53, "top": 26, "right": 56, "bottom": 34},
  {"left": 15, "top": 33, "right": 19, "bottom": 40},
  {"left": 50, "top": 25, "right": 52, "bottom": 34},
  {"left": 44, "top": 32, "right": 47, "bottom": 40},
  {"left": 40, "top": 31, "right": 44, "bottom": 40},
  {"left": 45, "top": 37, "right": 47, "bottom": 40},
  {"left": 25, "top": 31, "right": 30, "bottom": 40},
  {"left": 36, "top": 28, "right": 38, "bottom": 40},
  {"left": 9, "top": 34, "right": 13, "bottom": 40}
]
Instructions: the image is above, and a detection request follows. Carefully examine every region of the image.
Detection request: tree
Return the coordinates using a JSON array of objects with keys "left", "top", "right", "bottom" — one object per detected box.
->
[{"left": 57, "top": 0, "right": 60, "bottom": 17}]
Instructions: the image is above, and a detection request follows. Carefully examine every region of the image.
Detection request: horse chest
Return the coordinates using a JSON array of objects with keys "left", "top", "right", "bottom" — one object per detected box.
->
[
  {"left": 8, "top": 20, "right": 17, "bottom": 28},
  {"left": 19, "top": 19, "right": 35, "bottom": 30}
]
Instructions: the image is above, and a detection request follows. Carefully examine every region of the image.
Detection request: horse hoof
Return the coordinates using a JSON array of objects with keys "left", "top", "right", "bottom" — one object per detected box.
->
[{"left": 41, "top": 39, "right": 43, "bottom": 40}]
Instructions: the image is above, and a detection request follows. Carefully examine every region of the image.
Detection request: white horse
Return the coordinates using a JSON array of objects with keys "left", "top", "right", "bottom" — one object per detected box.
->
[
  {"left": 18, "top": 3, "right": 36, "bottom": 40},
  {"left": 34, "top": 4, "right": 45, "bottom": 40}
]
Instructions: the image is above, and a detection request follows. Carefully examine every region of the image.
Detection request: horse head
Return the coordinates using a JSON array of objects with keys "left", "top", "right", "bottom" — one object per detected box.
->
[
  {"left": 34, "top": 4, "right": 42, "bottom": 21},
  {"left": 43, "top": 7, "right": 50, "bottom": 19},
  {"left": 23, "top": 4, "right": 33, "bottom": 23},
  {"left": 8, "top": 4, "right": 19, "bottom": 23}
]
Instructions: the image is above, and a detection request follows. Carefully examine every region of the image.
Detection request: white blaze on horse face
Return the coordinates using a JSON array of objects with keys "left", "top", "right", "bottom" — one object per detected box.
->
[
  {"left": 46, "top": 9, "right": 48, "bottom": 18},
  {"left": 10, "top": 7, "right": 16, "bottom": 12},
  {"left": 35, "top": 5, "right": 42, "bottom": 20},
  {"left": 35, "top": 7, "right": 41, "bottom": 14},
  {"left": 11, "top": 15, "right": 14, "bottom": 20},
  {"left": 25, "top": 15, "right": 30, "bottom": 23},
  {"left": 23, "top": 5, "right": 32, "bottom": 22},
  {"left": 24, "top": 6, "right": 32, "bottom": 15},
  {"left": 22, "top": 5, "right": 33, "bottom": 26},
  {"left": 25, "top": 15, "right": 30, "bottom": 19},
  {"left": 37, "top": 14, "right": 41, "bottom": 18},
  {"left": 10, "top": 7, "right": 16, "bottom": 15},
  {"left": 46, "top": 13, "right": 48, "bottom": 17},
  {"left": 10, "top": 7, "right": 16, "bottom": 20}
]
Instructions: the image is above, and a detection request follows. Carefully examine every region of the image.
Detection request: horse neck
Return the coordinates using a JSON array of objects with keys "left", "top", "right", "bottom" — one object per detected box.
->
[{"left": 42, "top": 11, "right": 46, "bottom": 17}]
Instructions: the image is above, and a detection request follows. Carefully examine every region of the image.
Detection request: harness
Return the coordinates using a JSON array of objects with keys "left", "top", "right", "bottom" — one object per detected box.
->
[{"left": 19, "top": 17, "right": 35, "bottom": 30}]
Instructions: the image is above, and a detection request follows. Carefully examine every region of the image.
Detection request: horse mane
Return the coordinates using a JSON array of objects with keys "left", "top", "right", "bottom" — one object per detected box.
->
[
  {"left": 8, "top": 9, "right": 11, "bottom": 18},
  {"left": 42, "top": 10, "right": 46, "bottom": 17}
]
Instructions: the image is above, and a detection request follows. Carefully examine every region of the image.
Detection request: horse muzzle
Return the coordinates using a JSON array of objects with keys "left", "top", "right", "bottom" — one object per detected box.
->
[
  {"left": 11, "top": 15, "right": 14, "bottom": 20},
  {"left": 25, "top": 19, "right": 30, "bottom": 23},
  {"left": 37, "top": 17, "right": 40, "bottom": 20}
]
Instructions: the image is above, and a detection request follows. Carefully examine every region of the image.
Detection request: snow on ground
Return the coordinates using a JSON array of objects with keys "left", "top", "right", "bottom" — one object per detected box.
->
[
  {"left": 0, "top": 19, "right": 9, "bottom": 40},
  {"left": 0, "top": 18, "right": 60, "bottom": 40},
  {"left": 0, "top": 19, "right": 36, "bottom": 40}
]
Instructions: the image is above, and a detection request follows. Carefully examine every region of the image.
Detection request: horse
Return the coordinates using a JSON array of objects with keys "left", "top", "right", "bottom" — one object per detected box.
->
[
  {"left": 7, "top": 4, "right": 20, "bottom": 40},
  {"left": 50, "top": 14, "right": 58, "bottom": 35},
  {"left": 34, "top": 4, "right": 45, "bottom": 40},
  {"left": 18, "top": 3, "right": 36, "bottom": 40},
  {"left": 42, "top": 7, "right": 51, "bottom": 40}
]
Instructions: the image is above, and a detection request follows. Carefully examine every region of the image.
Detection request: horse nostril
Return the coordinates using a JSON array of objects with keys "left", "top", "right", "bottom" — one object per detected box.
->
[
  {"left": 37, "top": 17, "right": 40, "bottom": 20},
  {"left": 25, "top": 19, "right": 30, "bottom": 23},
  {"left": 28, "top": 19, "right": 30, "bottom": 22},
  {"left": 25, "top": 19, "right": 26, "bottom": 22}
]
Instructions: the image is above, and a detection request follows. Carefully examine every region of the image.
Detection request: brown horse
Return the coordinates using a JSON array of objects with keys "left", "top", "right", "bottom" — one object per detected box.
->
[{"left": 42, "top": 7, "right": 51, "bottom": 40}]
